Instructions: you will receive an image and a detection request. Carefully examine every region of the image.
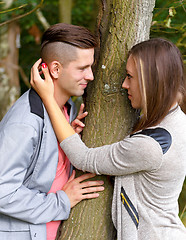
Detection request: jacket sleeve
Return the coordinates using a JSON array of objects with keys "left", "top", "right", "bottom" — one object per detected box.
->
[
  {"left": 0, "top": 123, "right": 70, "bottom": 224},
  {"left": 60, "top": 133, "right": 163, "bottom": 176}
]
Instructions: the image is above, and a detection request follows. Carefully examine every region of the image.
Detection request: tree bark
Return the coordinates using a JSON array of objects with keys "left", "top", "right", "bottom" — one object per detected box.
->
[
  {"left": 59, "top": 0, "right": 72, "bottom": 24},
  {"left": 57, "top": 0, "right": 155, "bottom": 239},
  {"left": 0, "top": 20, "right": 20, "bottom": 120}
]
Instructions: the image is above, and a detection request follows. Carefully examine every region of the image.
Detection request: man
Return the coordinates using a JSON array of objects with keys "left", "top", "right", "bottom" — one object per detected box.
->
[{"left": 0, "top": 23, "right": 104, "bottom": 240}]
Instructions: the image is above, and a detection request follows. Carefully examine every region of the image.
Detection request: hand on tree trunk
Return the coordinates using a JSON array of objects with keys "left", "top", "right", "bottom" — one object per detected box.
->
[{"left": 62, "top": 170, "right": 104, "bottom": 208}]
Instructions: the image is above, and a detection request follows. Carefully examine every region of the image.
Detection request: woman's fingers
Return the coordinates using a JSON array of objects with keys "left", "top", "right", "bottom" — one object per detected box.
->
[
  {"left": 31, "top": 58, "right": 42, "bottom": 83},
  {"left": 30, "top": 59, "right": 55, "bottom": 100},
  {"left": 41, "top": 63, "right": 52, "bottom": 83}
]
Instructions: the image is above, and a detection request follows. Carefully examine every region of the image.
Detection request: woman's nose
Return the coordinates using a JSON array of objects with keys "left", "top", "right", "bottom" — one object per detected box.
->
[{"left": 122, "top": 77, "right": 128, "bottom": 89}]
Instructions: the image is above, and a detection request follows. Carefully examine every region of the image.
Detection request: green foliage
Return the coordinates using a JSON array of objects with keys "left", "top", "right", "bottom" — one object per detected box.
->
[
  {"left": 72, "top": 0, "right": 99, "bottom": 30},
  {"left": 150, "top": 0, "right": 186, "bottom": 62},
  {"left": 0, "top": 0, "right": 44, "bottom": 27},
  {"left": 179, "top": 180, "right": 186, "bottom": 226}
]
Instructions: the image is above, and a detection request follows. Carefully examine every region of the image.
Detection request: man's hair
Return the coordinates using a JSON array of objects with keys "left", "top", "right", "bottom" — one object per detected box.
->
[
  {"left": 40, "top": 23, "right": 98, "bottom": 66},
  {"left": 129, "top": 38, "right": 185, "bottom": 133}
]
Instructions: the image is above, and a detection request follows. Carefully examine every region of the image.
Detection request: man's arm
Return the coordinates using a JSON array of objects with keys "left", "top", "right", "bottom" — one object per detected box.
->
[
  {"left": 0, "top": 123, "right": 71, "bottom": 224},
  {"left": 0, "top": 123, "right": 104, "bottom": 224}
]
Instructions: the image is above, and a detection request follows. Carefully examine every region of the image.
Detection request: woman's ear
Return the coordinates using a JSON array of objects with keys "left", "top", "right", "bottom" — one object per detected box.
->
[{"left": 49, "top": 61, "right": 61, "bottom": 79}]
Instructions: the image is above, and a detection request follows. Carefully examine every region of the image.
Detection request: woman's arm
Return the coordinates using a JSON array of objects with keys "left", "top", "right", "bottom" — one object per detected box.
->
[
  {"left": 31, "top": 59, "right": 162, "bottom": 176},
  {"left": 30, "top": 59, "right": 75, "bottom": 142}
]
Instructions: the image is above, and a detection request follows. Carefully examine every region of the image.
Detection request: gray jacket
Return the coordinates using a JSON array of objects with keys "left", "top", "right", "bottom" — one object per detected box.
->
[
  {"left": 61, "top": 105, "right": 186, "bottom": 240},
  {"left": 0, "top": 89, "right": 77, "bottom": 240}
]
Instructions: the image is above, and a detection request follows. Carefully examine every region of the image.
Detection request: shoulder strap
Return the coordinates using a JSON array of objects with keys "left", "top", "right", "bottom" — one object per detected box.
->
[{"left": 131, "top": 127, "right": 172, "bottom": 154}]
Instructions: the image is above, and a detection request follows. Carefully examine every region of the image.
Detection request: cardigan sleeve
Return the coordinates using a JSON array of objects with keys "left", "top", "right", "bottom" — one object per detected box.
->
[{"left": 60, "top": 133, "right": 163, "bottom": 176}]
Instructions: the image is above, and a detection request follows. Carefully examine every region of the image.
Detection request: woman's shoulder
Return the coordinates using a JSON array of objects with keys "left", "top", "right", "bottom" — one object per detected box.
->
[{"left": 130, "top": 127, "right": 172, "bottom": 155}]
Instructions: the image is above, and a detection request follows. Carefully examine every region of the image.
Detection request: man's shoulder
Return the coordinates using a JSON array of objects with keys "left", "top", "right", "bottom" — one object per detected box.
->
[
  {"left": 1, "top": 89, "right": 44, "bottom": 128},
  {"left": 29, "top": 88, "right": 44, "bottom": 119}
]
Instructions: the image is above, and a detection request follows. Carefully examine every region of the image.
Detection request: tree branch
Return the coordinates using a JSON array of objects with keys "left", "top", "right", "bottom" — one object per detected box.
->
[
  {"left": 36, "top": 9, "right": 50, "bottom": 30},
  {"left": 0, "top": 0, "right": 44, "bottom": 27}
]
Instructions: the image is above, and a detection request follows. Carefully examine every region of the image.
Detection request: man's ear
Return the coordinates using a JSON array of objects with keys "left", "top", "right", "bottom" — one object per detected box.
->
[{"left": 48, "top": 61, "right": 61, "bottom": 79}]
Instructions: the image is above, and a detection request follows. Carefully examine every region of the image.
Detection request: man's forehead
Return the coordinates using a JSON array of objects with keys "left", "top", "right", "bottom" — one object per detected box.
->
[{"left": 76, "top": 47, "right": 94, "bottom": 55}]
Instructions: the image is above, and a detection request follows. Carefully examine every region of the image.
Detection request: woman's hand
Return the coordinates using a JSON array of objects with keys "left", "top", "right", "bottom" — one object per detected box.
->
[
  {"left": 62, "top": 170, "right": 104, "bottom": 208},
  {"left": 71, "top": 103, "right": 88, "bottom": 134},
  {"left": 30, "top": 59, "right": 54, "bottom": 103}
]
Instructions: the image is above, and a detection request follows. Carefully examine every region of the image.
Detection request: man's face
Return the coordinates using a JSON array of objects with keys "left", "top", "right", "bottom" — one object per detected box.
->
[{"left": 56, "top": 48, "right": 94, "bottom": 98}]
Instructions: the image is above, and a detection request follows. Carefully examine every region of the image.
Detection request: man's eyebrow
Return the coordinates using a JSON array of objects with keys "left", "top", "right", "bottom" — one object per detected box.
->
[{"left": 79, "top": 64, "right": 92, "bottom": 68}]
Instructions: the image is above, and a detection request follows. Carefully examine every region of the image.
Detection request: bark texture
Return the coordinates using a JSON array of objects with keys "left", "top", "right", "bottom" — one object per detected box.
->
[
  {"left": 59, "top": 0, "right": 72, "bottom": 24},
  {"left": 0, "top": 21, "right": 20, "bottom": 120},
  {"left": 57, "top": 0, "right": 155, "bottom": 239}
]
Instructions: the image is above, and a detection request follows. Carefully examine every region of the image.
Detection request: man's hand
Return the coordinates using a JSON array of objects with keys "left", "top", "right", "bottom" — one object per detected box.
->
[
  {"left": 62, "top": 170, "right": 104, "bottom": 208},
  {"left": 71, "top": 103, "right": 88, "bottom": 134}
]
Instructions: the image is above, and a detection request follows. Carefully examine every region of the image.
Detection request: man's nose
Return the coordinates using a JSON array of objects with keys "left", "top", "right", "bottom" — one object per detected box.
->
[{"left": 85, "top": 68, "right": 94, "bottom": 81}]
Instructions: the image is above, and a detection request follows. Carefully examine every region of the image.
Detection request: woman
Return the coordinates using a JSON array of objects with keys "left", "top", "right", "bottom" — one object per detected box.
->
[{"left": 31, "top": 38, "right": 186, "bottom": 240}]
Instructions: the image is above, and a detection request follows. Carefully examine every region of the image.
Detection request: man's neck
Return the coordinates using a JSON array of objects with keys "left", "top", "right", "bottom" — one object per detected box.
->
[{"left": 53, "top": 85, "right": 70, "bottom": 110}]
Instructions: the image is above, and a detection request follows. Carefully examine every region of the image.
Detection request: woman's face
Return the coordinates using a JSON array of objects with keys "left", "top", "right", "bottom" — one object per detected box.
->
[{"left": 122, "top": 55, "right": 142, "bottom": 109}]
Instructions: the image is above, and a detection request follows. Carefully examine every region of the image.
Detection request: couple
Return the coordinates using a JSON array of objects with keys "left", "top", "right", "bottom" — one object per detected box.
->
[{"left": 1, "top": 23, "right": 186, "bottom": 240}]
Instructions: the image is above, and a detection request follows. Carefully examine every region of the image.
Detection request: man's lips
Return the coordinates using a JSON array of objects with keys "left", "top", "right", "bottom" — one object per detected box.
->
[{"left": 80, "top": 83, "right": 88, "bottom": 88}]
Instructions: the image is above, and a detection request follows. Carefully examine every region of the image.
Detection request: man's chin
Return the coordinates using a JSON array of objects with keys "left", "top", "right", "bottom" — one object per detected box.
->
[{"left": 74, "top": 91, "right": 84, "bottom": 97}]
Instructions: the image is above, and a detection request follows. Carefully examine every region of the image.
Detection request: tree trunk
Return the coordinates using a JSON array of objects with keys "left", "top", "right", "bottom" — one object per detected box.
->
[
  {"left": 59, "top": 0, "right": 72, "bottom": 24},
  {"left": 57, "top": 0, "right": 155, "bottom": 239},
  {"left": 0, "top": 21, "right": 20, "bottom": 120}
]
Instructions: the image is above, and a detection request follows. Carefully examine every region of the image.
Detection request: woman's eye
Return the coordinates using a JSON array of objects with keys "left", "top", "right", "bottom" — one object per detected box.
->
[{"left": 126, "top": 73, "right": 132, "bottom": 79}]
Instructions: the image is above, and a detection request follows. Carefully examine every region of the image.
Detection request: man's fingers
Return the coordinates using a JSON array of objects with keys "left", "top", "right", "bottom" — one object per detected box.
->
[
  {"left": 72, "top": 119, "right": 85, "bottom": 128},
  {"left": 81, "top": 193, "right": 100, "bottom": 199},
  {"left": 76, "top": 104, "right": 88, "bottom": 120},
  {"left": 67, "top": 170, "right": 76, "bottom": 183},
  {"left": 80, "top": 180, "right": 104, "bottom": 189},
  {"left": 78, "top": 111, "right": 88, "bottom": 119},
  {"left": 63, "top": 173, "right": 104, "bottom": 208},
  {"left": 79, "top": 103, "right": 85, "bottom": 114},
  {"left": 81, "top": 186, "right": 104, "bottom": 194},
  {"left": 76, "top": 173, "right": 97, "bottom": 182}
]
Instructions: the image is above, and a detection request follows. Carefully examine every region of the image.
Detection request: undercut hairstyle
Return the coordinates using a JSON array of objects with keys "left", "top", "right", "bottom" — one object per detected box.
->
[
  {"left": 40, "top": 23, "right": 98, "bottom": 66},
  {"left": 128, "top": 38, "right": 185, "bottom": 133}
]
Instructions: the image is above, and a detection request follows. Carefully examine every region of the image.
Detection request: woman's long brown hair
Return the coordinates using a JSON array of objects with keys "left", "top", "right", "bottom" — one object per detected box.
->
[{"left": 129, "top": 38, "right": 185, "bottom": 133}]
